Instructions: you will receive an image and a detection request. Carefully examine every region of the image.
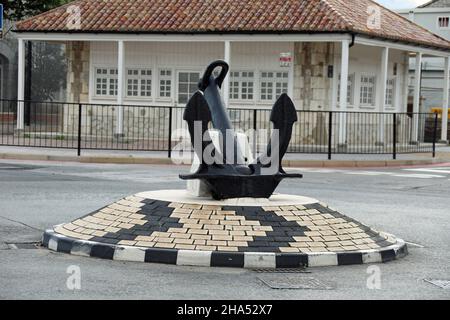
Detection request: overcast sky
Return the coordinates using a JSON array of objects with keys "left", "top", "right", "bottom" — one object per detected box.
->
[{"left": 374, "top": 0, "right": 430, "bottom": 9}]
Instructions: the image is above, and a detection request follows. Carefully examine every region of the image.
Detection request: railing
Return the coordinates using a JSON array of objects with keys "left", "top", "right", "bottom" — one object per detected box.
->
[{"left": 0, "top": 99, "right": 442, "bottom": 159}]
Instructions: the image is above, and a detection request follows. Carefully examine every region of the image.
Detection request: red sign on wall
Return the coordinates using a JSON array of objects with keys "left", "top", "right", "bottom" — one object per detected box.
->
[{"left": 279, "top": 53, "right": 292, "bottom": 67}]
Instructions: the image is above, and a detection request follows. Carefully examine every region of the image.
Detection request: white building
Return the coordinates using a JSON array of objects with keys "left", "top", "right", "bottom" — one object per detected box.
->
[
  {"left": 13, "top": 0, "right": 450, "bottom": 143},
  {"left": 398, "top": 0, "right": 450, "bottom": 119}
]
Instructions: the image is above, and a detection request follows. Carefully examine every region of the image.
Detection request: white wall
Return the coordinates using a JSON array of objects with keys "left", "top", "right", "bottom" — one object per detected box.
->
[
  {"left": 332, "top": 44, "right": 408, "bottom": 112},
  {"left": 89, "top": 41, "right": 294, "bottom": 108}
]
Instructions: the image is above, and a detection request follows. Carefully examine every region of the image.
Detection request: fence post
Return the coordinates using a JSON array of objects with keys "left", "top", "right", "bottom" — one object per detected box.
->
[
  {"left": 77, "top": 103, "right": 82, "bottom": 157},
  {"left": 168, "top": 107, "right": 173, "bottom": 159},
  {"left": 328, "top": 111, "right": 333, "bottom": 160},
  {"left": 393, "top": 113, "right": 397, "bottom": 160},
  {"left": 253, "top": 109, "right": 257, "bottom": 157},
  {"left": 433, "top": 112, "right": 438, "bottom": 158}
]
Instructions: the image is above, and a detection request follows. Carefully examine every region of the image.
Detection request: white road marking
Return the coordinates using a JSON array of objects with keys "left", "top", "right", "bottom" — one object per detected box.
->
[
  {"left": 344, "top": 171, "right": 393, "bottom": 176},
  {"left": 405, "top": 241, "right": 425, "bottom": 248},
  {"left": 392, "top": 174, "right": 445, "bottom": 179},
  {"left": 404, "top": 168, "right": 450, "bottom": 174}
]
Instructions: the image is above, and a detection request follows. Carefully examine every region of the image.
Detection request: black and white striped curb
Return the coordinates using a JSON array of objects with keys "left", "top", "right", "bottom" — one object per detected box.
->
[{"left": 43, "top": 228, "right": 408, "bottom": 268}]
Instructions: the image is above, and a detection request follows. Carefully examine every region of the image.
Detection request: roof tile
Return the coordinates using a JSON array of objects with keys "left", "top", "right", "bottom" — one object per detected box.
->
[{"left": 15, "top": 0, "right": 450, "bottom": 50}]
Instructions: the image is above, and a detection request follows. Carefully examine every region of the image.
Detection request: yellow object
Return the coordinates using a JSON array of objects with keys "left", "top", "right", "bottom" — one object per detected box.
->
[{"left": 431, "top": 108, "right": 450, "bottom": 118}]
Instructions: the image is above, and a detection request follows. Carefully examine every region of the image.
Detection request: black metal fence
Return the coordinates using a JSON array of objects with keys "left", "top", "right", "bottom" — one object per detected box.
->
[{"left": 0, "top": 99, "right": 442, "bottom": 159}]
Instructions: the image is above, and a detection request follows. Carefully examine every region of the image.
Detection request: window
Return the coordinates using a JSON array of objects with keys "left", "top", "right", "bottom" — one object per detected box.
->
[
  {"left": 159, "top": 69, "right": 172, "bottom": 99},
  {"left": 438, "top": 16, "right": 450, "bottom": 29},
  {"left": 337, "top": 74, "right": 355, "bottom": 105},
  {"left": 126, "top": 69, "right": 152, "bottom": 98},
  {"left": 95, "top": 68, "right": 118, "bottom": 96},
  {"left": 229, "top": 71, "right": 255, "bottom": 101},
  {"left": 260, "top": 71, "right": 289, "bottom": 101},
  {"left": 360, "top": 75, "right": 377, "bottom": 106},
  {"left": 178, "top": 72, "right": 200, "bottom": 104},
  {"left": 385, "top": 78, "right": 396, "bottom": 107}
]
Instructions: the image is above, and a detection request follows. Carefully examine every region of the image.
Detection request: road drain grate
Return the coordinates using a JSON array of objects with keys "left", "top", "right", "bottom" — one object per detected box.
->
[
  {"left": 6, "top": 242, "right": 41, "bottom": 250},
  {"left": 424, "top": 279, "right": 450, "bottom": 289},
  {"left": 258, "top": 274, "right": 335, "bottom": 290}
]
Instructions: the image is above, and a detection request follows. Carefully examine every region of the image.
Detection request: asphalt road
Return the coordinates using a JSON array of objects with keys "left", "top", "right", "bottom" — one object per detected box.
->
[{"left": 0, "top": 159, "right": 449, "bottom": 300}]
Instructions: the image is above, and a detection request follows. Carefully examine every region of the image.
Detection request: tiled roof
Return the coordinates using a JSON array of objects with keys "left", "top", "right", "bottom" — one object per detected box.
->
[{"left": 15, "top": 0, "right": 450, "bottom": 50}]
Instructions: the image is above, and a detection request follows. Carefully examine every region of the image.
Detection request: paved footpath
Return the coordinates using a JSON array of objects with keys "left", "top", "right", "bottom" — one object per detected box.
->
[{"left": 0, "top": 159, "right": 449, "bottom": 299}]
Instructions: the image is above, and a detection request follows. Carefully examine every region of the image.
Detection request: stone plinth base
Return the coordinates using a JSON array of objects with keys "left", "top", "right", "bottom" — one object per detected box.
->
[{"left": 42, "top": 190, "right": 407, "bottom": 268}]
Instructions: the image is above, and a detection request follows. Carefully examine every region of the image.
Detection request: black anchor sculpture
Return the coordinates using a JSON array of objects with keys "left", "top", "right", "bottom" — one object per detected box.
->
[{"left": 180, "top": 60, "right": 302, "bottom": 200}]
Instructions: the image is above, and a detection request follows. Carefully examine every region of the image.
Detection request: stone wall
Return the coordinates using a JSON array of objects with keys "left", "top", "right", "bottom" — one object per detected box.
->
[
  {"left": 293, "top": 42, "right": 335, "bottom": 111},
  {"left": 66, "top": 41, "right": 90, "bottom": 103}
]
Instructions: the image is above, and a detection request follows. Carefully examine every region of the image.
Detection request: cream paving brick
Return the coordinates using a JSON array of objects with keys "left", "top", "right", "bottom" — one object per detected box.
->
[
  {"left": 135, "top": 236, "right": 155, "bottom": 242},
  {"left": 188, "top": 229, "right": 209, "bottom": 235},
  {"left": 184, "top": 224, "right": 204, "bottom": 230},
  {"left": 320, "top": 231, "right": 337, "bottom": 236},
  {"left": 307, "top": 242, "right": 326, "bottom": 247},
  {"left": 80, "top": 229, "right": 95, "bottom": 235},
  {"left": 243, "top": 221, "right": 260, "bottom": 226},
  {"left": 289, "top": 242, "right": 310, "bottom": 248},
  {"left": 168, "top": 202, "right": 183, "bottom": 208},
  {"left": 183, "top": 204, "right": 203, "bottom": 210},
  {"left": 154, "top": 242, "right": 175, "bottom": 249},
  {"left": 92, "top": 230, "right": 107, "bottom": 237},
  {"left": 322, "top": 236, "right": 339, "bottom": 241},
  {"left": 100, "top": 208, "right": 114, "bottom": 214},
  {"left": 326, "top": 241, "right": 341, "bottom": 247},
  {"left": 233, "top": 236, "right": 253, "bottom": 241},
  {"left": 170, "top": 233, "right": 191, "bottom": 239},
  {"left": 63, "top": 223, "right": 78, "bottom": 231},
  {"left": 103, "top": 214, "right": 119, "bottom": 221},
  {"left": 295, "top": 205, "right": 306, "bottom": 210},
  {"left": 135, "top": 241, "right": 155, "bottom": 247},
  {"left": 194, "top": 240, "right": 207, "bottom": 245},
  {"left": 224, "top": 216, "right": 244, "bottom": 221},
  {"left": 154, "top": 237, "right": 174, "bottom": 243},
  {"left": 262, "top": 206, "right": 280, "bottom": 211},
  {"left": 275, "top": 211, "right": 294, "bottom": 216},
  {"left": 308, "top": 247, "right": 328, "bottom": 253},
  {"left": 208, "top": 230, "right": 230, "bottom": 235},
  {"left": 246, "top": 231, "right": 266, "bottom": 237},
  {"left": 297, "top": 221, "right": 314, "bottom": 227},
  {"left": 327, "top": 246, "right": 345, "bottom": 252},
  {"left": 317, "top": 226, "right": 333, "bottom": 231},
  {"left": 118, "top": 223, "right": 134, "bottom": 229},
  {"left": 232, "top": 226, "right": 253, "bottom": 231},
  {"left": 230, "top": 230, "right": 246, "bottom": 236},
  {"left": 338, "top": 235, "right": 352, "bottom": 240},
  {"left": 212, "top": 235, "right": 233, "bottom": 241},
  {"left": 279, "top": 247, "right": 300, "bottom": 253},
  {"left": 191, "top": 234, "right": 211, "bottom": 240},
  {"left": 304, "top": 231, "right": 321, "bottom": 237},
  {"left": 252, "top": 226, "right": 273, "bottom": 232},
  {"left": 74, "top": 227, "right": 86, "bottom": 233},
  {"left": 118, "top": 240, "right": 137, "bottom": 246},
  {"left": 218, "top": 246, "right": 238, "bottom": 252},
  {"left": 202, "top": 205, "right": 222, "bottom": 210},
  {"left": 104, "top": 226, "right": 120, "bottom": 233},
  {"left": 280, "top": 206, "right": 298, "bottom": 211},
  {"left": 179, "top": 218, "right": 199, "bottom": 224},
  {"left": 356, "top": 244, "right": 372, "bottom": 250},
  {"left": 173, "top": 208, "right": 193, "bottom": 214},
  {"left": 173, "top": 238, "right": 194, "bottom": 245},
  {"left": 311, "top": 236, "right": 324, "bottom": 241},
  {"left": 215, "top": 211, "right": 235, "bottom": 216},
  {"left": 129, "top": 214, "right": 146, "bottom": 219},
  {"left": 207, "top": 240, "right": 227, "bottom": 246},
  {"left": 169, "top": 228, "right": 188, "bottom": 234},
  {"left": 342, "top": 246, "right": 358, "bottom": 251},
  {"left": 204, "top": 224, "right": 224, "bottom": 230},
  {"left": 220, "top": 220, "right": 240, "bottom": 226},
  {"left": 313, "top": 220, "right": 329, "bottom": 226},
  {"left": 299, "top": 248, "right": 312, "bottom": 253},
  {"left": 227, "top": 241, "right": 248, "bottom": 247},
  {"left": 284, "top": 216, "right": 302, "bottom": 221},
  {"left": 340, "top": 240, "right": 355, "bottom": 246},
  {"left": 196, "top": 245, "right": 217, "bottom": 251},
  {"left": 171, "top": 213, "right": 190, "bottom": 219},
  {"left": 201, "top": 219, "right": 219, "bottom": 225},
  {"left": 175, "top": 244, "right": 196, "bottom": 250},
  {"left": 116, "top": 217, "right": 133, "bottom": 223}
]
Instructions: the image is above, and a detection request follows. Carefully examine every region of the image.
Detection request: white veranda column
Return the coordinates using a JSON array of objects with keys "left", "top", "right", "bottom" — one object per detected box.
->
[
  {"left": 377, "top": 47, "right": 389, "bottom": 144},
  {"left": 223, "top": 41, "right": 231, "bottom": 107},
  {"left": 116, "top": 40, "right": 125, "bottom": 136},
  {"left": 412, "top": 52, "right": 422, "bottom": 142},
  {"left": 17, "top": 38, "right": 26, "bottom": 130},
  {"left": 442, "top": 56, "right": 450, "bottom": 142},
  {"left": 338, "top": 39, "right": 350, "bottom": 146}
]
